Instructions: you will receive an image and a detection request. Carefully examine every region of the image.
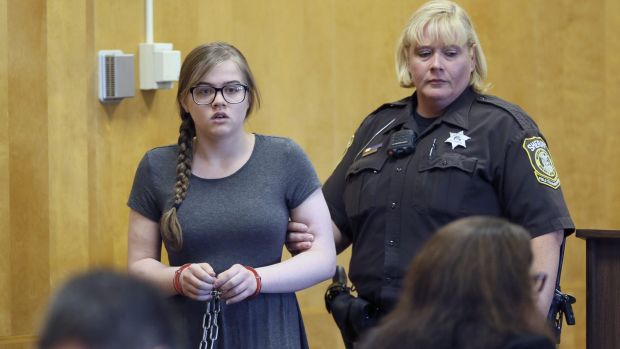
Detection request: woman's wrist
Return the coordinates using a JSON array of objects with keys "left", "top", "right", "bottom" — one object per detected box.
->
[
  {"left": 244, "top": 265, "right": 262, "bottom": 299},
  {"left": 173, "top": 263, "right": 192, "bottom": 295}
]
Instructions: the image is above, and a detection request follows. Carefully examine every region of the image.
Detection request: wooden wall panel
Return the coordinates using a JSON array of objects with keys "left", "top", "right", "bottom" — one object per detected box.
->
[
  {"left": 7, "top": 0, "right": 50, "bottom": 337},
  {"left": 92, "top": 0, "right": 181, "bottom": 269},
  {"left": 552, "top": 3, "right": 602, "bottom": 348},
  {"left": 603, "top": 0, "right": 620, "bottom": 228},
  {"left": 4, "top": 1, "right": 619, "bottom": 349},
  {"left": 84, "top": 0, "right": 108, "bottom": 268},
  {"left": 0, "top": 339, "right": 35, "bottom": 349},
  {"left": 0, "top": 0, "right": 10, "bottom": 338},
  {"left": 47, "top": 0, "right": 91, "bottom": 287}
]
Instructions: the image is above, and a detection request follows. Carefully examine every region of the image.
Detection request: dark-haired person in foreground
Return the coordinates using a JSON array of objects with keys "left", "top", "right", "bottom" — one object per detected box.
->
[
  {"left": 38, "top": 269, "right": 185, "bottom": 349},
  {"left": 359, "top": 217, "right": 556, "bottom": 349}
]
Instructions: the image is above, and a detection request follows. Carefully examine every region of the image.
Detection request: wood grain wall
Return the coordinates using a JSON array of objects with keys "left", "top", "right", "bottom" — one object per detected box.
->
[{"left": 2, "top": 0, "right": 619, "bottom": 348}]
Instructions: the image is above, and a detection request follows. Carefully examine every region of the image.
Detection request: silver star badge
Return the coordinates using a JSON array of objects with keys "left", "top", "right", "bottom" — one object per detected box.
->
[{"left": 445, "top": 131, "right": 471, "bottom": 149}]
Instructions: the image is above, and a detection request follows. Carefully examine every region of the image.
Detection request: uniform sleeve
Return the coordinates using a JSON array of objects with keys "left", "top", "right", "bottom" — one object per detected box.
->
[
  {"left": 498, "top": 129, "right": 575, "bottom": 238},
  {"left": 322, "top": 120, "right": 371, "bottom": 240},
  {"left": 127, "top": 153, "right": 162, "bottom": 222},
  {"left": 285, "top": 140, "right": 321, "bottom": 209}
]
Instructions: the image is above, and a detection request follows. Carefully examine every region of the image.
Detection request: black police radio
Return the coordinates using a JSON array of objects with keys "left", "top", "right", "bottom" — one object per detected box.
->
[{"left": 387, "top": 129, "right": 417, "bottom": 158}]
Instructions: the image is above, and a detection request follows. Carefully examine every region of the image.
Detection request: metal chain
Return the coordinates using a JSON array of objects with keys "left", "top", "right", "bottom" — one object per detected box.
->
[{"left": 199, "top": 290, "right": 221, "bottom": 349}]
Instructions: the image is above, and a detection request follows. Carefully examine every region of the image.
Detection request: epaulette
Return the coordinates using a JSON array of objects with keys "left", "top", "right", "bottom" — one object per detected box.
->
[
  {"left": 368, "top": 96, "right": 409, "bottom": 117},
  {"left": 476, "top": 95, "right": 537, "bottom": 130}
]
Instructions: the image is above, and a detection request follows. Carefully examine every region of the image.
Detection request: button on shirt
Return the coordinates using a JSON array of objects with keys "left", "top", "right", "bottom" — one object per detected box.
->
[{"left": 322, "top": 87, "right": 575, "bottom": 312}]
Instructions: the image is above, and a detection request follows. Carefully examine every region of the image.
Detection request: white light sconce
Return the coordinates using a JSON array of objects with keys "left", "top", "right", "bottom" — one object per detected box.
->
[
  {"left": 98, "top": 50, "right": 135, "bottom": 103},
  {"left": 139, "top": 0, "right": 181, "bottom": 90}
]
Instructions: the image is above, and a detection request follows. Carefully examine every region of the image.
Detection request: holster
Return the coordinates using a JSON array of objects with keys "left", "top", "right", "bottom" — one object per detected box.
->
[
  {"left": 547, "top": 286, "right": 576, "bottom": 342},
  {"left": 325, "top": 266, "right": 379, "bottom": 348},
  {"left": 547, "top": 240, "right": 576, "bottom": 343}
]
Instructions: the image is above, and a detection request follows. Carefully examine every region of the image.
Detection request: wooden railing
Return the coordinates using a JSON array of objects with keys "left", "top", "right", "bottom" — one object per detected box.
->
[{"left": 576, "top": 229, "right": 620, "bottom": 349}]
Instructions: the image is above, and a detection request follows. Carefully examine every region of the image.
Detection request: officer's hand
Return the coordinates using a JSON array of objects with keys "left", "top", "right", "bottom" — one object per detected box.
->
[{"left": 285, "top": 221, "right": 313, "bottom": 255}]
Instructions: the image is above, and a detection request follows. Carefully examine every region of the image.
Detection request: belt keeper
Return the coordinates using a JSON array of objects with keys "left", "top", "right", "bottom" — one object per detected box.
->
[
  {"left": 173, "top": 263, "right": 192, "bottom": 295},
  {"left": 244, "top": 265, "right": 262, "bottom": 299}
]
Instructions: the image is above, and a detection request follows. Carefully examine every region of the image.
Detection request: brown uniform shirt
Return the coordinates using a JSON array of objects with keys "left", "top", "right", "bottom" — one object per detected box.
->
[{"left": 323, "top": 87, "right": 574, "bottom": 311}]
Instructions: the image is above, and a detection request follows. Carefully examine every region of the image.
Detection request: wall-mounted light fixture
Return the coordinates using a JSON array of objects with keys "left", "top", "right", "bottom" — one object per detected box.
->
[
  {"left": 139, "top": 0, "right": 181, "bottom": 90},
  {"left": 98, "top": 50, "right": 135, "bottom": 103}
]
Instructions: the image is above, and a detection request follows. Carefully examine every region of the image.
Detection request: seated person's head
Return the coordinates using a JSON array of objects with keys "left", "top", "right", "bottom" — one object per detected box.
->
[
  {"left": 361, "top": 216, "right": 552, "bottom": 349},
  {"left": 38, "top": 269, "right": 184, "bottom": 349},
  {"left": 405, "top": 216, "right": 543, "bottom": 319}
]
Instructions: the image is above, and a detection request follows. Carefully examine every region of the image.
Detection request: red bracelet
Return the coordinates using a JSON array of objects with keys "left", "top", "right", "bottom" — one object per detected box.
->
[
  {"left": 173, "top": 263, "right": 192, "bottom": 295},
  {"left": 244, "top": 265, "right": 262, "bottom": 299}
]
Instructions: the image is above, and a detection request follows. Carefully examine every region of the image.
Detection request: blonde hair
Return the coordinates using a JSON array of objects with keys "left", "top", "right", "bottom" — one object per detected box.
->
[
  {"left": 395, "top": 0, "right": 489, "bottom": 93},
  {"left": 160, "top": 42, "right": 261, "bottom": 250}
]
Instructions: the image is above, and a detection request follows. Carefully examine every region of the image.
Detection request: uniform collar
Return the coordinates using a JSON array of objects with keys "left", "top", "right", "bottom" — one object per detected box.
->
[
  {"left": 403, "top": 86, "right": 477, "bottom": 133},
  {"left": 380, "top": 97, "right": 413, "bottom": 134},
  {"left": 435, "top": 86, "right": 477, "bottom": 130},
  {"left": 379, "top": 87, "right": 477, "bottom": 135}
]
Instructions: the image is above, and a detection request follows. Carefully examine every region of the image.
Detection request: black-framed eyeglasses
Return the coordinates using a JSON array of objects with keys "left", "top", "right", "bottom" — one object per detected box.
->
[
  {"left": 189, "top": 83, "right": 248, "bottom": 105},
  {"left": 532, "top": 272, "right": 547, "bottom": 293}
]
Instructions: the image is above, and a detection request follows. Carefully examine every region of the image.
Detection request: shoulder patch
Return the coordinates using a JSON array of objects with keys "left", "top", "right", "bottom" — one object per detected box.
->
[
  {"left": 478, "top": 95, "right": 537, "bottom": 130},
  {"left": 522, "top": 136, "right": 560, "bottom": 189}
]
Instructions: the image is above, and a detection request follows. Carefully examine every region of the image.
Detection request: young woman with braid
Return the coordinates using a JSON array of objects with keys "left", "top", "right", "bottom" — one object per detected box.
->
[{"left": 127, "top": 42, "right": 336, "bottom": 349}]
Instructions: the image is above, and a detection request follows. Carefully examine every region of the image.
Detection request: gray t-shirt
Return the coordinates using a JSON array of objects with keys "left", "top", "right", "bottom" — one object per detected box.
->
[{"left": 128, "top": 134, "right": 320, "bottom": 348}]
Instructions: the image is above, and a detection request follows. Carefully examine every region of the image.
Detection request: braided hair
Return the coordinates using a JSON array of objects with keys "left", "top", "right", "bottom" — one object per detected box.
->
[
  {"left": 159, "top": 113, "right": 195, "bottom": 250},
  {"left": 159, "top": 42, "right": 261, "bottom": 250}
]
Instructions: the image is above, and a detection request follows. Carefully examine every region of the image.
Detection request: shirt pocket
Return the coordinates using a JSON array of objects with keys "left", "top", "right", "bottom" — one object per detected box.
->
[
  {"left": 412, "top": 153, "right": 478, "bottom": 214},
  {"left": 344, "top": 153, "right": 389, "bottom": 222}
]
